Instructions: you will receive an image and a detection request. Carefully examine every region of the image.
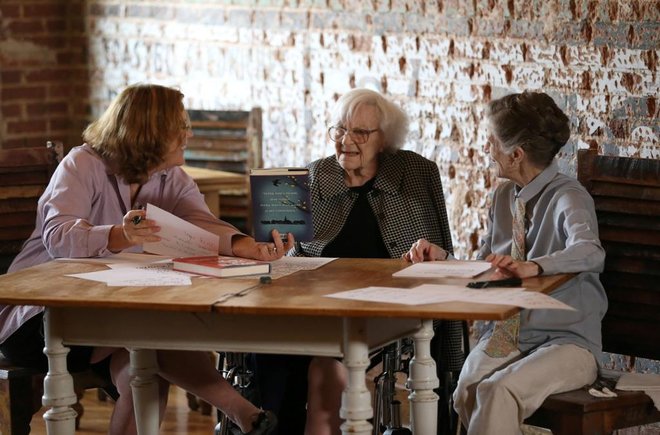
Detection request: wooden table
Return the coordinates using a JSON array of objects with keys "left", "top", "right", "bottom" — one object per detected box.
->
[
  {"left": 0, "top": 259, "right": 573, "bottom": 435},
  {"left": 182, "top": 165, "right": 246, "bottom": 217}
]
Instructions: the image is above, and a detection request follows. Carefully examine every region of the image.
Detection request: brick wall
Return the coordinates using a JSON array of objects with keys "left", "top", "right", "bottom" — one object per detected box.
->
[
  {"left": 1, "top": 0, "right": 659, "bottom": 383},
  {"left": 0, "top": 0, "right": 89, "bottom": 150},
  {"left": 2, "top": 0, "right": 658, "bottom": 258}
]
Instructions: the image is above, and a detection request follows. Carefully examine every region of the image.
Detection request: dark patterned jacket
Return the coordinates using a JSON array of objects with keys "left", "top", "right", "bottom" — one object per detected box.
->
[{"left": 291, "top": 149, "right": 453, "bottom": 257}]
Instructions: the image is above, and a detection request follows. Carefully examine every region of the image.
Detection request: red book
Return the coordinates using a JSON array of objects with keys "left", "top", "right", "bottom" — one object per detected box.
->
[{"left": 172, "top": 255, "right": 270, "bottom": 278}]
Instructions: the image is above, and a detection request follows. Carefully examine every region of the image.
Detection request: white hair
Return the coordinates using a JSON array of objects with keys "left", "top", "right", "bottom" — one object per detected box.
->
[{"left": 330, "top": 88, "right": 409, "bottom": 152}]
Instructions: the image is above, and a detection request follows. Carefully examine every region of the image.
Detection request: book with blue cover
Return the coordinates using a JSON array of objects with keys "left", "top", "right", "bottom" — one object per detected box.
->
[{"left": 250, "top": 168, "right": 313, "bottom": 242}]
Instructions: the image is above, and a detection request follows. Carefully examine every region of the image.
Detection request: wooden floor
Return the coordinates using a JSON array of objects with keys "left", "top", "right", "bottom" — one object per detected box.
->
[
  {"left": 29, "top": 364, "right": 410, "bottom": 435},
  {"left": 31, "top": 387, "right": 218, "bottom": 435}
]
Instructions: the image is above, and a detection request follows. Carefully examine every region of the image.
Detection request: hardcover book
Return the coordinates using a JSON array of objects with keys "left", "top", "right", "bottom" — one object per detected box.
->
[
  {"left": 250, "top": 168, "right": 313, "bottom": 242},
  {"left": 172, "top": 255, "right": 271, "bottom": 278}
]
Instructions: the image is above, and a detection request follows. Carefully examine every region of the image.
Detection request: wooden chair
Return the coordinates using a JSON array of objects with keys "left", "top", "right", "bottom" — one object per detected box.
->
[
  {"left": 184, "top": 108, "right": 263, "bottom": 233},
  {"left": 0, "top": 142, "right": 118, "bottom": 433},
  {"left": 0, "top": 141, "right": 63, "bottom": 274},
  {"left": 524, "top": 148, "right": 660, "bottom": 434}
]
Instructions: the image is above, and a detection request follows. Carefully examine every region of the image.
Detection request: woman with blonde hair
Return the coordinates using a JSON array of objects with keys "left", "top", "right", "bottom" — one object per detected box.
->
[{"left": 0, "top": 84, "right": 286, "bottom": 434}]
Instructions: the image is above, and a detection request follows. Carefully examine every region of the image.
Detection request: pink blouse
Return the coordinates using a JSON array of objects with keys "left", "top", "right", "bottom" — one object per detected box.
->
[{"left": 0, "top": 144, "right": 242, "bottom": 343}]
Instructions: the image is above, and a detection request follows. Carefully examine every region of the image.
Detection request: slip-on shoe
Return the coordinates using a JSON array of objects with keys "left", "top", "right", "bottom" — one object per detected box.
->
[{"left": 246, "top": 410, "right": 277, "bottom": 435}]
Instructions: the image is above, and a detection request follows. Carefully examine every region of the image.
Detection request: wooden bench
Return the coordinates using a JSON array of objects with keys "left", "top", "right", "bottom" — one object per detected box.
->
[
  {"left": 524, "top": 148, "right": 660, "bottom": 434},
  {"left": 184, "top": 108, "right": 262, "bottom": 233}
]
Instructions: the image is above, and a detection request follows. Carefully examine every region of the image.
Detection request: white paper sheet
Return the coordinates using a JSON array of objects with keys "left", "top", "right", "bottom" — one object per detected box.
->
[
  {"left": 142, "top": 204, "right": 219, "bottom": 257},
  {"left": 393, "top": 261, "right": 492, "bottom": 278},
  {"left": 326, "top": 283, "right": 575, "bottom": 310},
  {"left": 229, "top": 256, "right": 338, "bottom": 280},
  {"left": 414, "top": 284, "right": 575, "bottom": 310},
  {"left": 325, "top": 286, "right": 457, "bottom": 305},
  {"left": 66, "top": 267, "right": 192, "bottom": 286},
  {"left": 55, "top": 252, "right": 172, "bottom": 265}
]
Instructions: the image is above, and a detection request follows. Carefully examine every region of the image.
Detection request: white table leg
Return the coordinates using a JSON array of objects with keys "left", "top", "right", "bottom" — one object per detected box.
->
[
  {"left": 42, "top": 309, "right": 77, "bottom": 435},
  {"left": 340, "top": 317, "right": 372, "bottom": 435},
  {"left": 407, "top": 319, "right": 439, "bottom": 435},
  {"left": 129, "top": 349, "right": 160, "bottom": 435}
]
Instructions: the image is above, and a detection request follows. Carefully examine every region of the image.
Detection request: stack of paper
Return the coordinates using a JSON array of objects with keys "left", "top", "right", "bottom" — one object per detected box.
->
[{"left": 393, "top": 260, "right": 492, "bottom": 278}]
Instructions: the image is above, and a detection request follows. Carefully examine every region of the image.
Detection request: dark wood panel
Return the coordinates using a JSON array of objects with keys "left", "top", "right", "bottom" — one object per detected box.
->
[
  {"left": 599, "top": 227, "right": 660, "bottom": 246},
  {"left": 594, "top": 197, "right": 660, "bottom": 216},
  {"left": 597, "top": 213, "right": 660, "bottom": 231},
  {"left": 604, "top": 302, "right": 660, "bottom": 321},
  {"left": 601, "top": 271, "right": 659, "bottom": 291},
  {"left": 187, "top": 137, "right": 250, "bottom": 150},
  {"left": 591, "top": 180, "right": 660, "bottom": 201},
  {"left": 603, "top": 256, "right": 660, "bottom": 274},
  {"left": 184, "top": 149, "right": 249, "bottom": 162},
  {"left": 604, "top": 286, "right": 660, "bottom": 306},
  {"left": 0, "top": 198, "right": 39, "bottom": 214},
  {"left": 0, "top": 211, "right": 37, "bottom": 228}
]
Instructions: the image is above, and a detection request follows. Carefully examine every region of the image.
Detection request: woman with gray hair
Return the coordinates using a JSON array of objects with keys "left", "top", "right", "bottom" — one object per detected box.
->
[
  {"left": 406, "top": 91, "right": 607, "bottom": 434},
  {"left": 254, "top": 88, "right": 459, "bottom": 435}
]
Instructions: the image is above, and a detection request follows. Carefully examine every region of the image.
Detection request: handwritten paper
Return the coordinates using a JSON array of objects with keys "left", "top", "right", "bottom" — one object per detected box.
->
[
  {"left": 56, "top": 252, "right": 172, "bottom": 266},
  {"left": 393, "top": 261, "right": 492, "bottom": 278},
  {"left": 67, "top": 267, "right": 191, "bottom": 286},
  {"left": 143, "top": 204, "right": 219, "bottom": 257},
  {"left": 326, "top": 283, "right": 575, "bottom": 310},
  {"left": 325, "top": 286, "right": 457, "bottom": 305}
]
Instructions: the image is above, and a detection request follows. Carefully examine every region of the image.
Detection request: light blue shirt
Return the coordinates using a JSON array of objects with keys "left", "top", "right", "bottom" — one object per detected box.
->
[{"left": 478, "top": 161, "right": 608, "bottom": 357}]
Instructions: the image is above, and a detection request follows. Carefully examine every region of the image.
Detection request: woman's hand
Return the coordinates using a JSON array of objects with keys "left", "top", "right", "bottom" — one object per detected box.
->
[
  {"left": 108, "top": 209, "right": 161, "bottom": 252},
  {"left": 231, "top": 229, "right": 295, "bottom": 261},
  {"left": 403, "top": 238, "right": 449, "bottom": 263},
  {"left": 485, "top": 253, "right": 541, "bottom": 278}
]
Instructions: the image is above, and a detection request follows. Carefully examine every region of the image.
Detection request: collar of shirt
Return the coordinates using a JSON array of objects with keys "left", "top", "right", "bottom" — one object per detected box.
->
[
  {"left": 514, "top": 160, "right": 559, "bottom": 203},
  {"left": 317, "top": 152, "right": 403, "bottom": 201}
]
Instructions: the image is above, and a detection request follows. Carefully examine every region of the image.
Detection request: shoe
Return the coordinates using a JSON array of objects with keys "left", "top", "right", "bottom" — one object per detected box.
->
[{"left": 246, "top": 410, "right": 278, "bottom": 435}]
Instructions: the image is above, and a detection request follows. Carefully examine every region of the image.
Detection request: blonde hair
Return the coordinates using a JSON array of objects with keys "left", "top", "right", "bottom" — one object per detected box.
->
[
  {"left": 330, "top": 88, "right": 409, "bottom": 152},
  {"left": 83, "top": 84, "right": 186, "bottom": 183}
]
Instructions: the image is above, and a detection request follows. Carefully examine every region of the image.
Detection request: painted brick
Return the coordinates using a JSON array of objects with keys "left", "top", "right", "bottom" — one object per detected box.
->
[
  {"left": 7, "top": 19, "right": 45, "bottom": 35},
  {"left": 0, "top": 4, "right": 21, "bottom": 18},
  {"left": 23, "top": 3, "right": 66, "bottom": 18},
  {"left": 472, "top": 17, "right": 508, "bottom": 37},
  {"left": 3, "top": 0, "right": 659, "bottom": 290},
  {"left": 6, "top": 119, "right": 47, "bottom": 134},
  {"left": 175, "top": 6, "right": 226, "bottom": 25},
  {"left": 1, "top": 103, "right": 22, "bottom": 118}
]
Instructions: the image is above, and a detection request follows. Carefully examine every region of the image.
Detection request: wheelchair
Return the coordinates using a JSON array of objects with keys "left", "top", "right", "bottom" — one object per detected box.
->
[{"left": 213, "top": 320, "right": 469, "bottom": 435}]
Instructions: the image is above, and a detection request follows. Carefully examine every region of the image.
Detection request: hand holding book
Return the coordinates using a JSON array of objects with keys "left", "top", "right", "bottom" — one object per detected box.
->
[
  {"left": 250, "top": 168, "right": 313, "bottom": 242},
  {"left": 231, "top": 229, "right": 295, "bottom": 261}
]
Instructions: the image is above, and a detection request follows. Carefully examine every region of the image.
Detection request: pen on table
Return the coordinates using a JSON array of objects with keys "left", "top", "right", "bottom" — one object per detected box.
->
[{"left": 466, "top": 277, "right": 523, "bottom": 289}]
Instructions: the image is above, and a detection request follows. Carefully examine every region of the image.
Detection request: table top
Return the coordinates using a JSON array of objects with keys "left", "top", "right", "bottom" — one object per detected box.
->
[
  {"left": 210, "top": 258, "right": 573, "bottom": 320},
  {"left": 0, "top": 259, "right": 573, "bottom": 321},
  {"left": 182, "top": 165, "right": 245, "bottom": 188}
]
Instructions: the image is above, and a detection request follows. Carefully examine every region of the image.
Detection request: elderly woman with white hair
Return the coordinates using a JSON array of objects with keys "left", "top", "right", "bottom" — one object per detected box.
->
[{"left": 254, "top": 88, "right": 460, "bottom": 435}]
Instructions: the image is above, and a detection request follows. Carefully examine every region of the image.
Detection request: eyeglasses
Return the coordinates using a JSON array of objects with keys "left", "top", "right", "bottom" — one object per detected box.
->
[{"left": 327, "top": 126, "right": 379, "bottom": 145}]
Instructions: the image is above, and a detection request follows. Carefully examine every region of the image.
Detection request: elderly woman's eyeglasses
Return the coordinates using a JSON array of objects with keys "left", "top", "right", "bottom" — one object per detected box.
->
[{"left": 328, "top": 126, "right": 379, "bottom": 145}]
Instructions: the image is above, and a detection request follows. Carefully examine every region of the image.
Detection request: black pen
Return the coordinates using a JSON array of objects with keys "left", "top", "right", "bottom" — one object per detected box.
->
[
  {"left": 466, "top": 277, "right": 523, "bottom": 289},
  {"left": 131, "top": 205, "right": 145, "bottom": 225}
]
